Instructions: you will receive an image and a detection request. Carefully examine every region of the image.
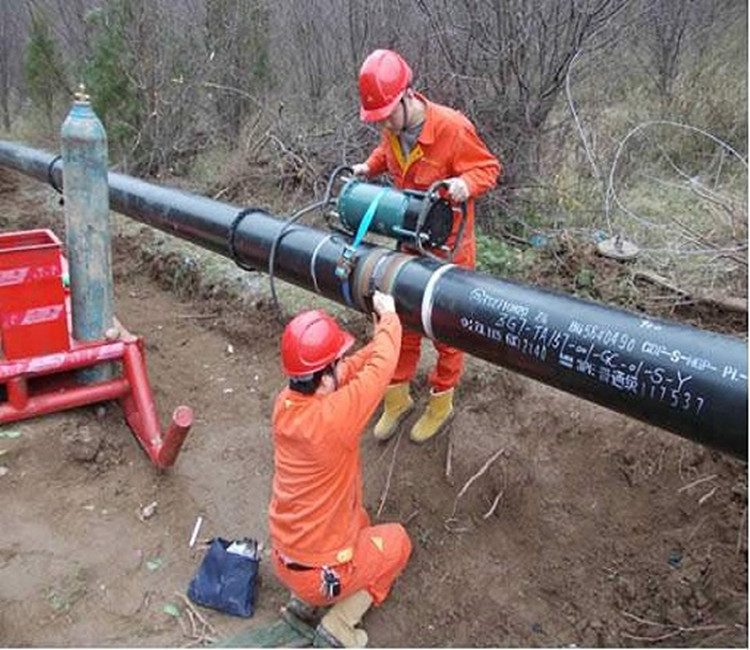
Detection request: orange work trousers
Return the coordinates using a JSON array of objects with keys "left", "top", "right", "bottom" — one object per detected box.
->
[
  {"left": 394, "top": 232, "right": 474, "bottom": 392},
  {"left": 272, "top": 523, "right": 412, "bottom": 607},
  {"left": 392, "top": 329, "right": 464, "bottom": 392}
]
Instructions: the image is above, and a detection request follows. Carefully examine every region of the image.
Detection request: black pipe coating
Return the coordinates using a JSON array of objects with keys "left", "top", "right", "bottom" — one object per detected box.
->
[{"left": 0, "top": 141, "right": 746, "bottom": 460}]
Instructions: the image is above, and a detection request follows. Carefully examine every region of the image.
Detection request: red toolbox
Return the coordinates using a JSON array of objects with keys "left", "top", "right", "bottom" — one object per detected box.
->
[
  {"left": 0, "top": 229, "right": 70, "bottom": 359},
  {"left": 0, "top": 230, "right": 192, "bottom": 469}
]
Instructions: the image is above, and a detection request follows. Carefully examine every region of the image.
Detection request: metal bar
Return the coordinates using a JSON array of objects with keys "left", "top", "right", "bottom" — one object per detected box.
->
[
  {"left": 0, "top": 341, "right": 126, "bottom": 381},
  {"left": 0, "top": 379, "right": 130, "bottom": 422},
  {"left": 0, "top": 140, "right": 746, "bottom": 460},
  {"left": 157, "top": 405, "right": 195, "bottom": 469}
]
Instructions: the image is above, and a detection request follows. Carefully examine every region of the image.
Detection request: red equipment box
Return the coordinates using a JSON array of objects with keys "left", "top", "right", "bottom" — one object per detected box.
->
[{"left": 0, "top": 229, "right": 70, "bottom": 359}]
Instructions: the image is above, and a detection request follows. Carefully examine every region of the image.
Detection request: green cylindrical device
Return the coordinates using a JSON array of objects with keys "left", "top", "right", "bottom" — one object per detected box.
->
[
  {"left": 61, "top": 85, "right": 114, "bottom": 382},
  {"left": 336, "top": 180, "right": 454, "bottom": 247}
]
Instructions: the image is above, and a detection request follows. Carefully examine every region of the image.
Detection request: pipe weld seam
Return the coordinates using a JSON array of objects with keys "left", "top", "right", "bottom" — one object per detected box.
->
[
  {"left": 372, "top": 254, "right": 391, "bottom": 290},
  {"left": 421, "top": 263, "right": 455, "bottom": 340},
  {"left": 378, "top": 253, "right": 413, "bottom": 295}
]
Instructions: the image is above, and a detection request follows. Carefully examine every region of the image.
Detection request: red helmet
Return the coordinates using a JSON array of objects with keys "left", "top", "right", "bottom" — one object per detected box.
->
[
  {"left": 358, "top": 49, "right": 412, "bottom": 122},
  {"left": 281, "top": 309, "right": 355, "bottom": 377}
]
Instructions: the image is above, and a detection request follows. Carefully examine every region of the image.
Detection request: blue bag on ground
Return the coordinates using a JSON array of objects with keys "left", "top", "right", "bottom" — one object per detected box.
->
[{"left": 187, "top": 537, "right": 260, "bottom": 617}]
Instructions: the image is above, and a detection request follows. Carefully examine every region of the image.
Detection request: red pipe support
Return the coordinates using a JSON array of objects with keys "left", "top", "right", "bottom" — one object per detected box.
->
[
  {"left": 0, "top": 335, "right": 193, "bottom": 468},
  {"left": 7, "top": 377, "right": 28, "bottom": 410},
  {"left": 122, "top": 342, "right": 161, "bottom": 450},
  {"left": 119, "top": 342, "right": 194, "bottom": 468},
  {"left": 156, "top": 405, "right": 195, "bottom": 469},
  {"left": 0, "top": 341, "right": 125, "bottom": 381},
  {"left": 0, "top": 379, "right": 130, "bottom": 422}
]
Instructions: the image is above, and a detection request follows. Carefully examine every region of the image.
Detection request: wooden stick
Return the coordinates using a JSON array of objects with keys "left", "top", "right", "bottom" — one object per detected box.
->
[
  {"left": 621, "top": 610, "right": 669, "bottom": 627},
  {"left": 183, "top": 606, "right": 199, "bottom": 638},
  {"left": 176, "top": 612, "right": 190, "bottom": 637},
  {"left": 445, "top": 434, "right": 453, "bottom": 480},
  {"left": 376, "top": 428, "right": 404, "bottom": 518},
  {"left": 621, "top": 624, "right": 727, "bottom": 643},
  {"left": 443, "top": 517, "right": 472, "bottom": 533},
  {"left": 403, "top": 510, "right": 420, "bottom": 525},
  {"left": 451, "top": 448, "right": 505, "bottom": 517},
  {"left": 620, "top": 630, "right": 682, "bottom": 642},
  {"left": 633, "top": 270, "right": 747, "bottom": 312},
  {"left": 633, "top": 269, "right": 688, "bottom": 296},
  {"left": 677, "top": 474, "right": 717, "bottom": 492},
  {"left": 482, "top": 490, "right": 504, "bottom": 519},
  {"left": 175, "top": 592, "right": 218, "bottom": 638},
  {"left": 621, "top": 611, "right": 727, "bottom": 637},
  {"left": 698, "top": 486, "right": 718, "bottom": 505}
]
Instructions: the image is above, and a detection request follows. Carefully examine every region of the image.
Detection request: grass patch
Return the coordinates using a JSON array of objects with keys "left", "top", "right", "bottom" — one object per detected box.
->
[{"left": 45, "top": 564, "right": 89, "bottom": 613}]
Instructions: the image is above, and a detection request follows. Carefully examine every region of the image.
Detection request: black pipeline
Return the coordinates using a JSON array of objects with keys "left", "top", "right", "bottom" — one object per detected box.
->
[{"left": 0, "top": 141, "right": 747, "bottom": 460}]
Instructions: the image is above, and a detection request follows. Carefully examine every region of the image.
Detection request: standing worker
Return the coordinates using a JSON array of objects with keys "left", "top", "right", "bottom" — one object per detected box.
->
[
  {"left": 352, "top": 48, "right": 502, "bottom": 444},
  {"left": 269, "top": 290, "right": 412, "bottom": 648}
]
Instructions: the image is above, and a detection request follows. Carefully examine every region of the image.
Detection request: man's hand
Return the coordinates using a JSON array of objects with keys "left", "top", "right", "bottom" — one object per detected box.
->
[
  {"left": 351, "top": 163, "right": 370, "bottom": 179},
  {"left": 372, "top": 290, "right": 396, "bottom": 316},
  {"left": 445, "top": 177, "right": 469, "bottom": 203}
]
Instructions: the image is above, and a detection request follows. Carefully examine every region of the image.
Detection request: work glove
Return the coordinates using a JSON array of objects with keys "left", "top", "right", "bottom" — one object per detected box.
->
[
  {"left": 372, "top": 290, "right": 396, "bottom": 316},
  {"left": 351, "top": 163, "right": 370, "bottom": 179},
  {"left": 445, "top": 177, "right": 469, "bottom": 203}
]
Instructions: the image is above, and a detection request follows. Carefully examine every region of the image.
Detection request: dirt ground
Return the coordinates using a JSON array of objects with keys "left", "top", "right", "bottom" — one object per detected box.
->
[{"left": 0, "top": 171, "right": 747, "bottom": 648}]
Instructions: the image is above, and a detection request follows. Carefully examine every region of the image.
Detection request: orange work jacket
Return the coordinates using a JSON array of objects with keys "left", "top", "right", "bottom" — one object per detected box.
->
[
  {"left": 364, "top": 93, "right": 501, "bottom": 266},
  {"left": 269, "top": 312, "right": 402, "bottom": 567}
]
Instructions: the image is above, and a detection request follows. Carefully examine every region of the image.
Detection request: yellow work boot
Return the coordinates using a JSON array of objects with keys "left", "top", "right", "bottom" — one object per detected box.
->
[
  {"left": 315, "top": 590, "right": 373, "bottom": 648},
  {"left": 410, "top": 387, "right": 454, "bottom": 443},
  {"left": 373, "top": 382, "right": 414, "bottom": 441}
]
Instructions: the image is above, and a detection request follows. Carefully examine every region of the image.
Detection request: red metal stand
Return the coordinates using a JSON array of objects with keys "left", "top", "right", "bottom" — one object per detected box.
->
[{"left": 0, "top": 229, "right": 193, "bottom": 469}]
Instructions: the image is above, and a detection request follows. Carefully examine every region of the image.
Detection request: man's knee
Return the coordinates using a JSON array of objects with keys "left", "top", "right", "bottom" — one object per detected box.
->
[{"left": 376, "top": 523, "right": 412, "bottom": 570}]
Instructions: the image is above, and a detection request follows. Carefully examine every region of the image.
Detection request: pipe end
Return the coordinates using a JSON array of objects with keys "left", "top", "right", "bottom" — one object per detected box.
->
[{"left": 172, "top": 404, "right": 194, "bottom": 428}]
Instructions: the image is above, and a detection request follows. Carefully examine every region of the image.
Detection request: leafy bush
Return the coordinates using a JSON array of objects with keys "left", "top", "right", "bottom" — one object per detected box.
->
[
  {"left": 83, "top": 4, "right": 140, "bottom": 162},
  {"left": 475, "top": 233, "right": 536, "bottom": 278},
  {"left": 23, "top": 10, "right": 67, "bottom": 129}
]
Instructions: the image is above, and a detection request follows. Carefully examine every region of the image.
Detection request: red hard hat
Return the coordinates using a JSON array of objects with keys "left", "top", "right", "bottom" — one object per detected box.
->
[
  {"left": 358, "top": 49, "right": 413, "bottom": 122},
  {"left": 281, "top": 309, "right": 355, "bottom": 377}
]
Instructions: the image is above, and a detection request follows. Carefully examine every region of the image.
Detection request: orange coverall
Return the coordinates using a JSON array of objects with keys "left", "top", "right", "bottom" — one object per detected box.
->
[
  {"left": 364, "top": 94, "right": 501, "bottom": 391},
  {"left": 269, "top": 312, "right": 412, "bottom": 606}
]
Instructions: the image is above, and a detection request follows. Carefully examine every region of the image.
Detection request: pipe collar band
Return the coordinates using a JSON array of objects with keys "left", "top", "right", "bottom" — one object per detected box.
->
[
  {"left": 310, "top": 234, "right": 338, "bottom": 294},
  {"left": 421, "top": 264, "right": 455, "bottom": 340}
]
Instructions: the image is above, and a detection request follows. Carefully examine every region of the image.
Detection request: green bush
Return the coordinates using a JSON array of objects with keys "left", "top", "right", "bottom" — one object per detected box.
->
[
  {"left": 82, "top": 3, "right": 140, "bottom": 164},
  {"left": 475, "top": 233, "right": 535, "bottom": 278},
  {"left": 23, "top": 10, "right": 67, "bottom": 129}
]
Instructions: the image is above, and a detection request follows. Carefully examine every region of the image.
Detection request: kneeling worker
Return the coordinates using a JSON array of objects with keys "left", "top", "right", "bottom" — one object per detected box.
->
[{"left": 268, "top": 290, "right": 412, "bottom": 647}]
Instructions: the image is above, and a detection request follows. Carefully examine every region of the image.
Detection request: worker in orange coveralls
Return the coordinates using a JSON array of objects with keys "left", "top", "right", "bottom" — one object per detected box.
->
[
  {"left": 269, "top": 290, "right": 412, "bottom": 648},
  {"left": 352, "top": 48, "right": 502, "bottom": 444}
]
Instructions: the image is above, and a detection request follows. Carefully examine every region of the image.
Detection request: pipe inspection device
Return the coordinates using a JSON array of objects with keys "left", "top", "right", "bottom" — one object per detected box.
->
[{"left": 323, "top": 167, "right": 467, "bottom": 280}]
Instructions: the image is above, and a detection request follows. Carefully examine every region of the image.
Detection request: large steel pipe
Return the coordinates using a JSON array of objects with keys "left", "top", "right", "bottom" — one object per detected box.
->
[{"left": 0, "top": 141, "right": 747, "bottom": 460}]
